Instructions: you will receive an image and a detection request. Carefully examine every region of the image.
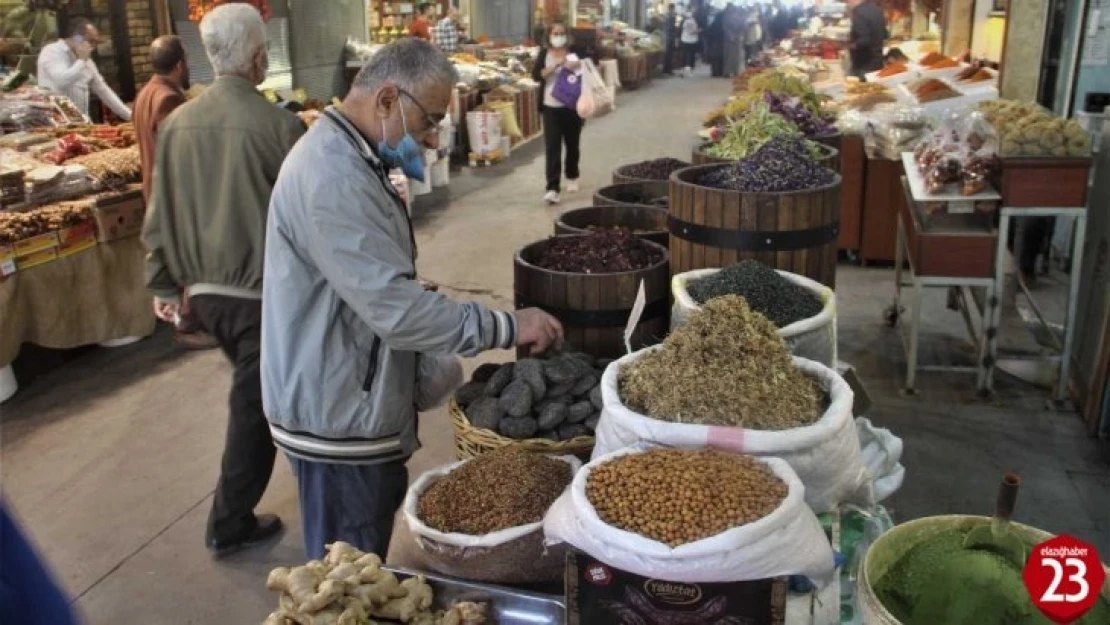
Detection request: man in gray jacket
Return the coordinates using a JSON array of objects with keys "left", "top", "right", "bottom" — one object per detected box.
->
[{"left": 263, "top": 38, "right": 563, "bottom": 559}]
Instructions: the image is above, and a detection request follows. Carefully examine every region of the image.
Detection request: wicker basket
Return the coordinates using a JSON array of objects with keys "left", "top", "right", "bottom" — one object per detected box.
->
[{"left": 449, "top": 398, "right": 595, "bottom": 460}]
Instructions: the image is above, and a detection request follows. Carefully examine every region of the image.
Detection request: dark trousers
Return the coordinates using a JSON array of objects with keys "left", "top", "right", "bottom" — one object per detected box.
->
[
  {"left": 190, "top": 295, "right": 276, "bottom": 545},
  {"left": 682, "top": 42, "right": 699, "bottom": 68},
  {"left": 287, "top": 456, "right": 409, "bottom": 559},
  {"left": 543, "top": 106, "right": 583, "bottom": 193},
  {"left": 663, "top": 39, "right": 676, "bottom": 73}
]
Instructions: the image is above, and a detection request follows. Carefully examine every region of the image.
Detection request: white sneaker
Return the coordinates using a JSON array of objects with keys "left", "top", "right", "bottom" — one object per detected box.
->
[
  {"left": 566, "top": 179, "right": 580, "bottom": 193},
  {"left": 544, "top": 190, "right": 560, "bottom": 205}
]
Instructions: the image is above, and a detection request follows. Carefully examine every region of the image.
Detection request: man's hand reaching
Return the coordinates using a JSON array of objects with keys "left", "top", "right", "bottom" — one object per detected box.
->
[
  {"left": 152, "top": 297, "right": 179, "bottom": 323},
  {"left": 514, "top": 308, "right": 564, "bottom": 355}
]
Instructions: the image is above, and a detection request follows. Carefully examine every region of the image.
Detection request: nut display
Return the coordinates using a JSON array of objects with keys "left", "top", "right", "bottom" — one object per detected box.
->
[
  {"left": 0, "top": 201, "right": 92, "bottom": 244},
  {"left": 456, "top": 352, "right": 608, "bottom": 441},
  {"left": 418, "top": 447, "right": 573, "bottom": 535},
  {"left": 67, "top": 146, "right": 141, "bottom": 186},
  {"left": 978, "top": 99, "right": 1092, "bottom": 157},
  {"left": 586, "top": 449, "right": 787, "bottom": 547}
]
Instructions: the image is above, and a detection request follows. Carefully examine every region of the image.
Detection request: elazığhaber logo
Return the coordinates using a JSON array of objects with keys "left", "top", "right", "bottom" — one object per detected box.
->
[
  {"left": 585, "top": 562, "right": 613, "bottom": 585},
  {"left": 1023, "top": 535, "right": 1106, "bottom": 623}
]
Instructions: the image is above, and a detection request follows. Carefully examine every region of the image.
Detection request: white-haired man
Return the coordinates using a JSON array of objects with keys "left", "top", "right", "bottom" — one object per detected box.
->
[
  {"left": 141, "top": 3, "right": 305, "bottom": 557},
  {"left": 263, "top": 38, "right": 563, "bottom": 559}
]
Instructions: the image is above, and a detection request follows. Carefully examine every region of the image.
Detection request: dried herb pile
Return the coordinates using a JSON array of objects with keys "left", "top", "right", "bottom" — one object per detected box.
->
[
  {"left": 418, "top": 447, "right": 572, "bottom": 534},
  {"left": 619, "top": 295, "right": 822, "bottom": 429},
  {"left": 701, "top": 136, "right": 836, "bottom": 193},
  {"left": 532, "top": 230, "right": 664, "bottom": 274},
  {"left": 688, "top": 260, "right": 823, "bottom": 327},
  {"left": 617, "top": 158, "right": 691, "bottom": 181},
  {"left": 457, "top": 352, "right": 608, "bottom": 441},
  {"left": 586, "top": 449, "right": 787, "bottom": 547}
]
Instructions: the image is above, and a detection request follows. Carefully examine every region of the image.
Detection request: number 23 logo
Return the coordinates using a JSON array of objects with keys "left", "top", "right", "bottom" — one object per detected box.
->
[{"left": 1041, "top": 558, "right": 1090, "bottom": 603}]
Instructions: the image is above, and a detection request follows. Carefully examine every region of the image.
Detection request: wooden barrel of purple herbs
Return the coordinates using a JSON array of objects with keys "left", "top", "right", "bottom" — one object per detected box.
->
[
  {"left": 668, "top": 164, "right": 842, "bottom": 289},
  {"left": 593, "top": 181, "right": 670, "bottom": 210},
  {"left": 691, "top": 142, "right": 839, "bottom": 170},
  {"left": 514, "top": 237, "right": 670, "bottom": 359},
  {"left": 813, "top": 132, "right": 843, "bottom": 171},
  {"left": 554, "top": 205, "right": 669, "bottom": 248}
]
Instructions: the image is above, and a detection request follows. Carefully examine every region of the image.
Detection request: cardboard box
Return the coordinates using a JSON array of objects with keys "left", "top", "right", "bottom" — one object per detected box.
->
[
  {"left": 565, "top": 551, "right": 787, "bottom": 625},
  {"left": 0, "top": 243, "right": 15, "bottom": 276},
  {"left": 93, "top": 191, "right": 145, "bottom": 242},
  {"left": 13, "top": 231, "right": 60, "bottom": 257},
  {"left": 57, "top": 221, "right": 98, "bottom": 258},
  {"left": 16, "top": 246, "right": 58, "bottom": 270}
]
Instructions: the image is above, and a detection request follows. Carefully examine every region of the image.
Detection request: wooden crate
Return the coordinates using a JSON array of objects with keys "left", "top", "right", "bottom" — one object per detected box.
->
[
  {"left": 861, "top": 156, "right": 907, "bottom": 264},
  {"left": 93, "top": 189, "right": 146, "bottom": 242},
  {"left": 997, "top": 156, "right": 1093, "bottom": 208},
  {"left": 899, "top": 180, "right": 996, "bottom": 278}
]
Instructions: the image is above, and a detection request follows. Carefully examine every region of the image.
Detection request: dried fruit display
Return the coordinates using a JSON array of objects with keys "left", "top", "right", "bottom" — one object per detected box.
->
[
  {"left": 67, "top": 146, "right": 140, "bottom": 186},
  {"left": 701, "top": 136, "right": 836, "bottom": 193},
  {"left": 531, "top": 230, "right": 664, "bottom": 274},
  {"left": 619, "top": 295, "right": 823, "bottom": 429},
  {"left": 418, "top": 448, "right": 572, "bottom": 534},
  {"left": 457, "top": 352, "right": 607, "bottom": 441},
  {"left": 978, "top": 99, "right": 1092, "bottom": 157},
  {"left": 586, "top": 449, "right": 787, "bottom": 546},
  {"left": 263, "top": 541, "right": 488, "bottom": 625},
  {"left": 912, "top": 112, "right": 1000, "bottom": 196},
  {"left": 0, "top": 201, "right": 92, "bottom": 243}
]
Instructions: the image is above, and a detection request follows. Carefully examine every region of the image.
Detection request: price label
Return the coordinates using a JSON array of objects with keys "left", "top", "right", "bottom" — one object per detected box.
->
[{"left": 1023, "top": 535, "right": 1106, "bottom": 623}]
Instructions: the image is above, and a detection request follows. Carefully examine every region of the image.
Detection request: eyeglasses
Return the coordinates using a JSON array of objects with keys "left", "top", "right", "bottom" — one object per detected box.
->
[{"left": 397, "top": 87, "right": 447, "bottom": 132}]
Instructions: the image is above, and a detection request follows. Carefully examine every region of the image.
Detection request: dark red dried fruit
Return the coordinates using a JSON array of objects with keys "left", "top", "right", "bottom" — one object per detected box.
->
[{"left": 531, "top": 230, "right": 664, "bottom": 274}]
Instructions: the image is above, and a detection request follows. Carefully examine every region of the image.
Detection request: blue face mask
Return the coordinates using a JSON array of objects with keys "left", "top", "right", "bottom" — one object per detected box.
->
[{"left": 378, "top": 102, "right": 426, "bottom": 182}]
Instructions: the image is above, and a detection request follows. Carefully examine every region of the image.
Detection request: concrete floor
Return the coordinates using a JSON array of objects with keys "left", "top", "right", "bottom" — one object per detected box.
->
[{"left": 2, "top": 72, "right": 1108, "bottom": 625}]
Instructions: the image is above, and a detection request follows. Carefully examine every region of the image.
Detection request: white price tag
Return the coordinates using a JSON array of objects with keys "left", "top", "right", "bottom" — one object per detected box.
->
[{"left": 624, "top": 280, "right": 646, "bottom": 355}]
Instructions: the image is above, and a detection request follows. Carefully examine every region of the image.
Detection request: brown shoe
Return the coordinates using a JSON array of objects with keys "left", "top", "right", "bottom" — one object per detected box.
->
[{"left": 175, "top": 330, "right": 220, "bottom": 351}]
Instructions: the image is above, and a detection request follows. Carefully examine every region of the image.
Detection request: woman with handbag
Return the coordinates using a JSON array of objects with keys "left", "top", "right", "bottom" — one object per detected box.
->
[{"left": 532, "top": 23, "right": 585, "bottom": 205}]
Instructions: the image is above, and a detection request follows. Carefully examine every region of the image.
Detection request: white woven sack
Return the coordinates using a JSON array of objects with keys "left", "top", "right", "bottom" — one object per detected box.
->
[
  {"left": 543, "top": 443, "right": 836, "bottom": 584},
  {"left": 465, "top": 110, "right": 502, "bottom": 154},
  {"left": 403, "top": 455, "right": 582, "bottom": 583},
  {"left": 670, "top": 268, "right": 838, "bottom": 368},
  {"left": 592, "top": 348, "right": 873, "bottom": 513}
]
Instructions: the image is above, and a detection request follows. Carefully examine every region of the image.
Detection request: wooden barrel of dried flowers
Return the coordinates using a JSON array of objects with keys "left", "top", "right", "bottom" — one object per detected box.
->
[
  {"left": 514, "top": 237, "right": 670, "bottom": 359},
  {"left": 553, "top": 205, "right": 669, "bottom": 248},
  {"left": 593, "top": 181, "right": 670, "bottom": 210},
  {"left": 691, "top": 142, "right": 840, "bottom": 170},
  {"left": 668, "top": 165, "right": 842, "bottom": 289}
]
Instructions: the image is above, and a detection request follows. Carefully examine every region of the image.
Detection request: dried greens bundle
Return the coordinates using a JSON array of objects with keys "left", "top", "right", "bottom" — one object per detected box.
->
[
  {"left": 619, "top": 295, "right": 822, "bottom": 429},
  {"left": 532, "top": 230, "right": 664, "bottom": 274},
  {"left": 688, "top": 260, "right": 823, "bottom": 327},
  {"left": 617, "top": 158, "right": 691, "bottom": 181},
  {"left": 418, "top": 447, "right": 572, "bottom": 534},
  {"left": 700, "top": 136, "right": 836, "bottom": 193}
]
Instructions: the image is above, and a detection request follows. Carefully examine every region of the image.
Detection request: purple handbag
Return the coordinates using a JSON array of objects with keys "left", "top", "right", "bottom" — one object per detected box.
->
[{"left": 551, "top": 68, "right": 582, "bottom": 108}]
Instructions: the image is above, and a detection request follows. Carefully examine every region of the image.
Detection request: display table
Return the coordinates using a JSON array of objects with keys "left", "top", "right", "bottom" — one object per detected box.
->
[{"left": 0, "top": 237, "right": 155, "bottom": 368}]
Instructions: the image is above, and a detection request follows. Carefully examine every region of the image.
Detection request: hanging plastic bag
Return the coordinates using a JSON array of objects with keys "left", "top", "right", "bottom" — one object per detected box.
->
[
  {"left": 414, "top": 354, "right": 463, "bottom": 412},
  {"left": 855, "top": 417, "right": 906, "bottom": 502},
  {"left": 580, "top": 59, "right": 615, "bottom": 118},
  {"left": 403, "top": 455, "right": 581, "bottom": 583},
  {"left": 543, "top": 443, "right": 836, "bottom": 584},
  {"left": 670, "top": 268, "right": 838, "bottom": 368},
  {"left": 593, "top": 349, "right": 874, "bottom": 513}
]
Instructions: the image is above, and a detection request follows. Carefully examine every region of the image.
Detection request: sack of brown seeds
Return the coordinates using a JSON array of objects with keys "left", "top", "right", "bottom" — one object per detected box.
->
[{"left": 402, "top": 452, "right": 580, "bottom": 583}]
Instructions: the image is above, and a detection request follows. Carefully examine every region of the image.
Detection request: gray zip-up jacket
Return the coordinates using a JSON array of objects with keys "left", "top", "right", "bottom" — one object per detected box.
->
[{"left": 261, "top": 108, "right": 516, "bottom": 464}]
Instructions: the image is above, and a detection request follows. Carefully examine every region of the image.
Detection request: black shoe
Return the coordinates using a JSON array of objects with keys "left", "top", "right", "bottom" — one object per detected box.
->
[{"left": 207, "top": 514, "right": 283, "bottom": 558}]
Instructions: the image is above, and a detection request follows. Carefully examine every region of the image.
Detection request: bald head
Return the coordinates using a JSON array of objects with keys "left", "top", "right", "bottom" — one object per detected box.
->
[{"left": 151, "top": 35, "right": 186, "bottom": 75}]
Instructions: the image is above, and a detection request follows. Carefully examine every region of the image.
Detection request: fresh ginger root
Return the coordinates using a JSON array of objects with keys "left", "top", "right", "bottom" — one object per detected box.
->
[
  {"left": 372, "top": 575, "right": 434, "bottom": 622},
  {"left": 324, "top": 541, "right": 364, "bottom": 566},
  {"left": 443, "top": 602, "right": 487, "bottom": 625},
  {"left": 349, "top": 572, "right": 404, "bottom": 607},
  {"left": 267, "top": 566, "right": 345, "bottom": 614}
]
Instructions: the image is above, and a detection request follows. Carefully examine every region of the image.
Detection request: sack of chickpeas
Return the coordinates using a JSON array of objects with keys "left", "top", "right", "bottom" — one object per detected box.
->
[
  {"left": 593, "top": 344, "right": 873, "bottom": 513},
  {"left": 401, "top": 448, "right": 581, "bottom": 584},
  {"left": 543, "top": 444, "right": 836, "bottom": 583}
]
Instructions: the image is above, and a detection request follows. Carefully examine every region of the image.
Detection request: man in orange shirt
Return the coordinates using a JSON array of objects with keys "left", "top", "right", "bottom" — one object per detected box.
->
[
  {"left": 134, "top": 36, "right": 217, "bottom": 350},
  {"left": 409, "top": 3, "right": 434, "bottom": 40}
]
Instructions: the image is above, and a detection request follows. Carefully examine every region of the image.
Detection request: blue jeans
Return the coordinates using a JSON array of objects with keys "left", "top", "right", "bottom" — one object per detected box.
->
[{"left": 287, "top": 455, "right": 409, "bottom": 560}]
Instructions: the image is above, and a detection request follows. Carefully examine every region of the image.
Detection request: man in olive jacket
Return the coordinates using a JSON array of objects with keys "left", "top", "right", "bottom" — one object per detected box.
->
[{"left": 140, "top": 4, "right": 305, "bottom": 556}]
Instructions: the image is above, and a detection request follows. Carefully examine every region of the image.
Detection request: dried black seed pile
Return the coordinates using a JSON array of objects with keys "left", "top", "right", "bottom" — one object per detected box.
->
[
  {"left": 688, "top": 259, "right": 823, "bottom": 327},
  {"left": 699, "top": 136, "right": 836, "bottom": 193},
  {"left": 618, "top": 158, "right": 691, "bottom": 181}
]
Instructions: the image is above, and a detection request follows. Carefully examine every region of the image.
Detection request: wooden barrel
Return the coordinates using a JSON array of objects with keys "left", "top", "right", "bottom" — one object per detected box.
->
[
  {"left": 691, "top": 142, "right": 839, "bottom": 169},
  {"left": 669, "top": 164, "right": 842, "bottom": 288},
  {"left": 514, "top": 237, "right": 670, "bottom": 358},
  {"left": 594, "top": 181, "right": 670, "bottom": 209},
  {"left": 554, "top": 205, "right": 669, "bottom": 248},
  {"left": 612, "top": 160, "right": 692, "bottom": 185}
]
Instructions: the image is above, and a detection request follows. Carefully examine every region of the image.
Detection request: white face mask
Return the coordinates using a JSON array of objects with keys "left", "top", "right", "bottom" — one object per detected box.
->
[{"left": 550, "top": 35, "right": 567, "bottom": 48}]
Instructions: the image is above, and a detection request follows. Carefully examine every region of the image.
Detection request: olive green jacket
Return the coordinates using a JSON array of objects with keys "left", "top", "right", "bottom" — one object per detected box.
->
[{"left": 141, "top": 76, "right": 305, "bottom": 302}]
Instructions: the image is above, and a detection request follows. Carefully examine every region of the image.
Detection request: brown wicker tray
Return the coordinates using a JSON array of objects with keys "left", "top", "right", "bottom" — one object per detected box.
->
[{"left": 449, "top": 398, "right": 595, "bottom": 460}]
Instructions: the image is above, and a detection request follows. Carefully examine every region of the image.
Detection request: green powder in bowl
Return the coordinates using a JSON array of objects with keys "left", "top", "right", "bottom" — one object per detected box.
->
[{"left": 874, "top": 527, "right": 1110, "bottom": 625}]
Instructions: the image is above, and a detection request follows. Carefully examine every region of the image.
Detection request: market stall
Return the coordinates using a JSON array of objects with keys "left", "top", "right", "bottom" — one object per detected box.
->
[{"left": 0, "top": 87, "right": 151, "bottom": 400}]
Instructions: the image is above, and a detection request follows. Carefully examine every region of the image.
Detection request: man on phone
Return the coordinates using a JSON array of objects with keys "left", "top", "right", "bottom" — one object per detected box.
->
[{"left": 37, "top": 19, "right": 131, "bottom": 121}]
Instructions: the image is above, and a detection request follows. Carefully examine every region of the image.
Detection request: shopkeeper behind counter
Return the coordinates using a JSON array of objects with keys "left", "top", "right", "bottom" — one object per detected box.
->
[{"left": 848, "top": 0, "right": 888, "bottom": 78}]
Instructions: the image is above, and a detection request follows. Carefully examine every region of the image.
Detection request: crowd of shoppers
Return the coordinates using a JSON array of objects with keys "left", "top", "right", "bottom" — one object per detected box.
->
[{"left": 664, "top": 1, "right": 798, "bottom": 80}]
